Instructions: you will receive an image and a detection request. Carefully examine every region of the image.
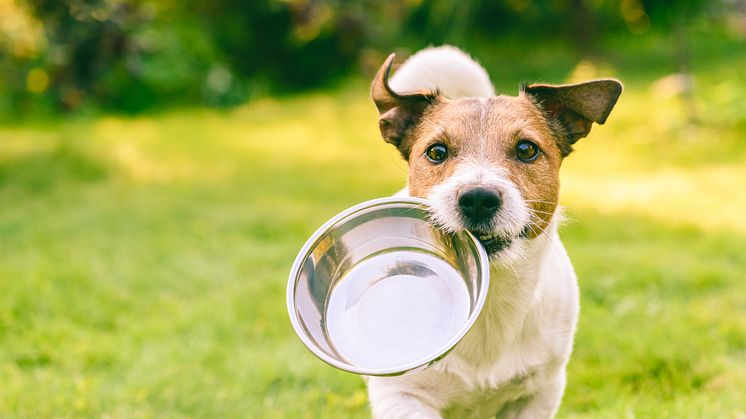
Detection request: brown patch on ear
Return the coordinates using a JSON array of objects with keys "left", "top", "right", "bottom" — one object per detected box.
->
[
  {"left": 371, "top": 53, "right": 441, "bottom": 160},
  {"left": 523, "top": 79, "right": 622, "bottom": 156}
]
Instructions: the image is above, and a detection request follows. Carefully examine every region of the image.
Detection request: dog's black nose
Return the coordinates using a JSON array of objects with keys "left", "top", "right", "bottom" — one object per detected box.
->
[{"left": 459, "top": 188, "right": 501, "bottom": 224}]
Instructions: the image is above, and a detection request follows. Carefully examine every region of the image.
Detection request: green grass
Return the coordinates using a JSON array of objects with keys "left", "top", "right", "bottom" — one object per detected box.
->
[{"left": 2, "top": 32, "right": 746, "bottom": 418}]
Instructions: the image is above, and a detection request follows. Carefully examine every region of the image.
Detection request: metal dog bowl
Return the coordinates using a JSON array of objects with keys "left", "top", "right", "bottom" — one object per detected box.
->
[{"left": 287, "top": 197, "right": 490, "bottom": 376}]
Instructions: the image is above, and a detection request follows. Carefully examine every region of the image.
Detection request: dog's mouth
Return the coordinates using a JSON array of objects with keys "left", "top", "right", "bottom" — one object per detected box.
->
[
  {"left": 475, "top": 233, "right": 511, "bottom": 255},
  {"left": 470, "top": 225, "right": 532, "bottom": 256},
  {"left": 470, "top": 230, "right": 512, "bottom": 255},
  {"left": 425, "top": 211, "right": 532, "bottom": 257}
]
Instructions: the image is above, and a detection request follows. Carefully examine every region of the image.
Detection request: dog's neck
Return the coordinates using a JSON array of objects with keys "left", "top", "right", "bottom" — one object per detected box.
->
[{"left": 453, "top": 212, "right": 561, "bottom": 366}]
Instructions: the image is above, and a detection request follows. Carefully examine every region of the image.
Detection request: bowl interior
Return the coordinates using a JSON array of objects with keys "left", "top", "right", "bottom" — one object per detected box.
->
[{"left": 288, "top": 198, "right": 489, "bottom": 375}]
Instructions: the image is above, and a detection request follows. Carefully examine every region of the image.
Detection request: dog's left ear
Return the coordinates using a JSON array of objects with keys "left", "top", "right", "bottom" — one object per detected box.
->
[
  {"left": 371, "top": 53, "right": 441, "bottom": 160},
  {"left": 523, "top": 79, "right": 622, "bottom": 156}
]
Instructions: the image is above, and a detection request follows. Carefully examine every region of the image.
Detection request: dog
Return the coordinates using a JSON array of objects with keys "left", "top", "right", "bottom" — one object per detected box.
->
[{"left": 366, "top": 46, "right": 622, "bottom": 418}]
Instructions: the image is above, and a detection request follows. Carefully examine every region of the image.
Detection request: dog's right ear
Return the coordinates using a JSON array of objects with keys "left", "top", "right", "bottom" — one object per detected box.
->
[
  {"left": 523, "top": 79, "right": 622, "bottom": 156},
  {"left": 371, "top": 53, "right": 440, "bottom": 160}
]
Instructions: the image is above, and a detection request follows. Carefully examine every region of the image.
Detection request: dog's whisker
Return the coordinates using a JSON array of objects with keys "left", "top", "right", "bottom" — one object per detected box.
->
[
  {"left": 529, "top": 207, "right": 576, "bottom": 223},
  {"left": 525, "top": 222, "right": 558, "bottom": 252},
  {"left": 527, "top": 208, "right": 557, "bottom": 216},
  {"left": 527, "top": 207, "right": 555, "bottom": 213},
  {"left": 524, "top": 200, "right": 558, "bottom": 206},
  {"left": 527, "top": 219, "right": 562, "bottom": 250}
]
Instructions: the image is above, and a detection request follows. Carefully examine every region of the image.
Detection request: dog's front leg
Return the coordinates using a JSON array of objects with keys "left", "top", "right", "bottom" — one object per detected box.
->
[
  {"left": 497, "top": 370, "right": 566, "bottom": 419},
  {"left": 367, "top": 376, "right": 443, "bottom": 419}
]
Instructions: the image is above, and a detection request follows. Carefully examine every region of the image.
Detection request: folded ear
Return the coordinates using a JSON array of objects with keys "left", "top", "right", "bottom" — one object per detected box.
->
[
  {"left": 523, "top": 79, "right": 622, "bottom": 156},
  {"left": 371, "top": 53, "right": 441, "bottom": 160}
]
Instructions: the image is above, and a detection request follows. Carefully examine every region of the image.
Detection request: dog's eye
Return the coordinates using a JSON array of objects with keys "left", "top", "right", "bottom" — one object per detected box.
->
[
  {"left": 515, "top": 140, "right": 540, "bottom": 162},
  {"left": 425, "top": 143, "right": 448, "bottom": 163}
]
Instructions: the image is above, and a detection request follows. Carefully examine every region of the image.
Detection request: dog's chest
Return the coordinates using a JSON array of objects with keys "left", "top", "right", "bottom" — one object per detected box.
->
[
  {"left": 434, "top": 273, "right": 560, "bottom": 417},
  {"left": 441, "top": 367, "right": 540, "bottom": 419},
  {"left": 433, "top": 331, "right": 552, "bottom": 418}
]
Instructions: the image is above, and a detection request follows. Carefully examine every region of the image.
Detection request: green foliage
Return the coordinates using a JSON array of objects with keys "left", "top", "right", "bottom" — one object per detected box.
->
[
  {"left": 19, "top": 0, "right": 153, "bottom": 111},
  {"left": 10, "top": 0, "right": 222, "bottom": 113},
  {"left": 0, "top": 0, "right": 739, "bottom": 114}
]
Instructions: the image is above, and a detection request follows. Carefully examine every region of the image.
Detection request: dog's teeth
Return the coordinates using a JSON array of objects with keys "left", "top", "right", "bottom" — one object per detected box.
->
[{"left": 479, "top": 234, "right": 494, "bottom": 240}]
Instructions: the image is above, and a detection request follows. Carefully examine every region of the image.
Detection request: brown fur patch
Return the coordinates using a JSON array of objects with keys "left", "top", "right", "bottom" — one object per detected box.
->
[{"left": 405, "top": 96, "right": 562, "bottom": 237}]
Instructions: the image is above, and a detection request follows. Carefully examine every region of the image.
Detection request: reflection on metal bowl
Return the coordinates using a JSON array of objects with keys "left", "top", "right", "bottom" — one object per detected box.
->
[{"left": 287, "top": 197, "right": 490, "bottom": 376}]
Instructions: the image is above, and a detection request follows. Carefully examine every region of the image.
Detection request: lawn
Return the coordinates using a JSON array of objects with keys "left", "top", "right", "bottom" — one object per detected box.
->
[{"left": 1, "top": 32, "right": 745, "bottom": 418}]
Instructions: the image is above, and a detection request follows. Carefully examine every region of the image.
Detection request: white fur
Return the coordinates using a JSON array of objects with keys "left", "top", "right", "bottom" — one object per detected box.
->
[
  {"left": 389, "top": 46, "right": 495, "bottom": 98},
  {"left": 426, "top": 160, "right": 530, "bottom": 266},
  {"left": 369, "top": 47, "right": 579, "bottom": 419}
]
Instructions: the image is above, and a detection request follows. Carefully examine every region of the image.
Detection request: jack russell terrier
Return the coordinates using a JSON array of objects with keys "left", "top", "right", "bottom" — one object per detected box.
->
[{"left": 366, "top": 46, "right": 622, "bottom": 418}]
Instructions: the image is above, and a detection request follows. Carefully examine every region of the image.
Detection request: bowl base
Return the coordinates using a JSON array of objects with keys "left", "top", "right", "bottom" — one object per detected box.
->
[{"left": 325, "top": 249, "right": 471, "bottom": 370}]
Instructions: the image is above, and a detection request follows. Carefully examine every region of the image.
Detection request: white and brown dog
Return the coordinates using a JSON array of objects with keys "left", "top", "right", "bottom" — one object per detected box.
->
[{"left": 366, "top": 46, "right": 622, "bottom": 418}]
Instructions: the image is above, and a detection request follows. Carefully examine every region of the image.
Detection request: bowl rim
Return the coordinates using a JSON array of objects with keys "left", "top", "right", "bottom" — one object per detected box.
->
[{"left": 286, "top": 196, "right": 491, "bottom": 376}]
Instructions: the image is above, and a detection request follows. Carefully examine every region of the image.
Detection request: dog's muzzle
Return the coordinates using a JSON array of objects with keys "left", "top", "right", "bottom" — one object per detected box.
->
[{"left": 457, "top": 188, "right": 511, "bottom": 255}]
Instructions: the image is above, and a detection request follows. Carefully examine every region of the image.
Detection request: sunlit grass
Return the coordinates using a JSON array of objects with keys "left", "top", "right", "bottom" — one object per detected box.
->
[{"left": 1, "top": 39, "right": 745, "bottom": 417}]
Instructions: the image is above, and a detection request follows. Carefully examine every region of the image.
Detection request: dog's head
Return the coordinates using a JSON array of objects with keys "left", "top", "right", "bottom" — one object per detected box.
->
[{"left": 371, "top": 54, "right": 622, "bottom": 261}]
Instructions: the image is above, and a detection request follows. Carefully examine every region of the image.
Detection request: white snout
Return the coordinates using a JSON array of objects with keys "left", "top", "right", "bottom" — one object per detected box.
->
[{"left": 426, "top": 162, "right": 530, "bottom": 238}]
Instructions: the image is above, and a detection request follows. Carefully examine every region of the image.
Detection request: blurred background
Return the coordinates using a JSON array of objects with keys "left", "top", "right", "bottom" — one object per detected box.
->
[
  {"left": 1, "top": 0, "right": 745, "bottom": 417},
  {"left": 2, "top": 0, "right": 743, "bottom": 114}
]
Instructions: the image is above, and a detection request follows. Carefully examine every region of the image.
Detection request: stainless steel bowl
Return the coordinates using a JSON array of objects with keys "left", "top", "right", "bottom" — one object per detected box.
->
[{"left": 286, "top": 197, "right": 490, "bottom": 376}]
